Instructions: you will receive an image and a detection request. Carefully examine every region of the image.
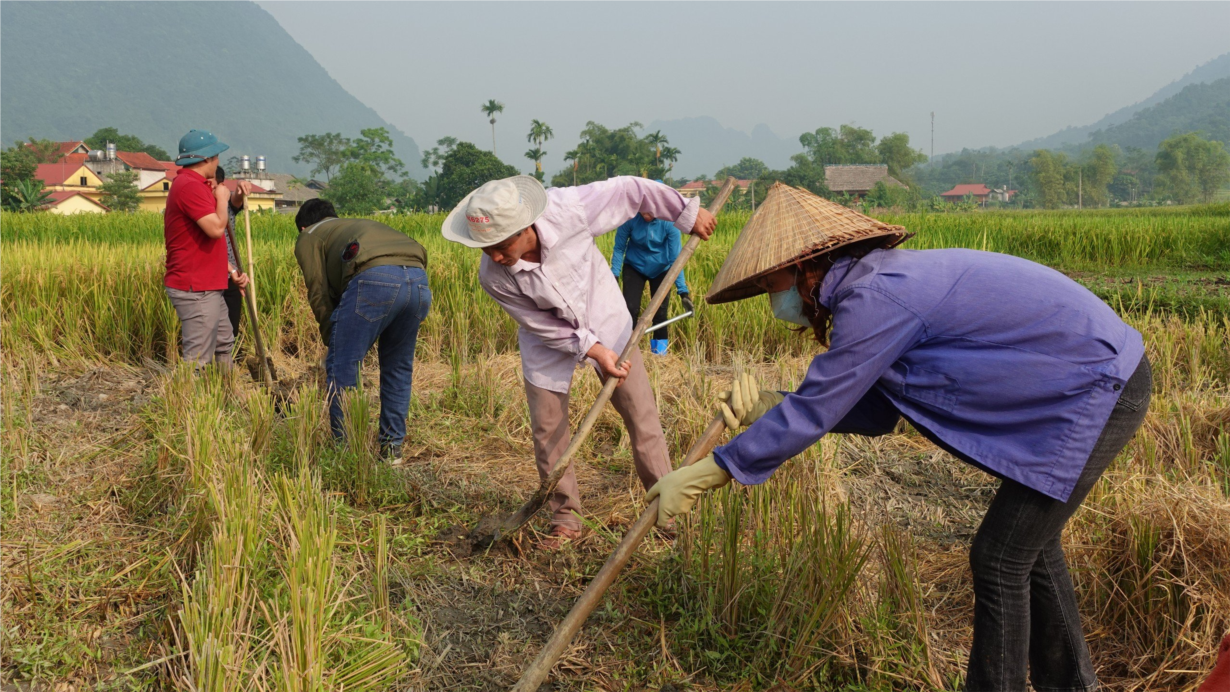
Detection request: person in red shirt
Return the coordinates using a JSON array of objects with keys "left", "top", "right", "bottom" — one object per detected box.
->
[{"left": 164, "top": 129, "right": 249, "bottom": 368}]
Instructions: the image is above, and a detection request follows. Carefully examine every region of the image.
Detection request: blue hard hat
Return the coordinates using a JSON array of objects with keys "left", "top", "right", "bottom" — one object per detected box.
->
[{"left": 175, "top": 129, "right": 229, "bottom": 166}]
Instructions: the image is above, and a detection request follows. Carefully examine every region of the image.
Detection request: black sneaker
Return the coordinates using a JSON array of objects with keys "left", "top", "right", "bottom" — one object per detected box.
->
[{"left": 380, "top": 444, "right": 405, "bottom": 467}]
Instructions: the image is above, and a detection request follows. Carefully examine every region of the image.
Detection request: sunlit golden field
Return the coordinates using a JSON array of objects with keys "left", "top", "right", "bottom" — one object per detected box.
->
[{"left": 2, "top": 206, "right": 1228, "bottom": 691}]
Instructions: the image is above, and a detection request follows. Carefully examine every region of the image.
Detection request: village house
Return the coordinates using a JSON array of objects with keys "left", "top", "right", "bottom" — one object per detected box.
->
[
  {"left": 939, "top": 183, "right": 1017, "bottom": 205},
  {"left": 43, "top": 191, "right": 111, "bottom": 215},
  {"left": 136, "top": 169, "right": 279, "bottom": 213},
  {"left": 26, "top": 140, "right": 284, "bottom": 213},
  {"left": 266, "top": 174, "right": 324, "bottom": 211},
  {"left": 823, "top": 164, "right": 905, "bottom": 198},
  {"left": 33, "top": 160, "right": 107, "bottom": 200},
  {"left": 677, "top": 179, "right": 753, "bottom": 199}
]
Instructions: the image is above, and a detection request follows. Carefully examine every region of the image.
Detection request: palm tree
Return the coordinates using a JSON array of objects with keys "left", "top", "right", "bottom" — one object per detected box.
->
[
  {"left": 481, "top": 100, "right": 505, "bottom": 155},
  {"left": 8, "top": 178, "right": 53, "bottom": 211},
  {"left": 563, "top": 149, "right": 579, "bottom": 186},
  {"left": 645, "top": 131, "right": 669, "bottom": 166},
  {"left": 525, "top": 148, "right": 546, "bottom": 181},
  {"left": 525, "top": 120, "right": 554, "bottom": 177},
  {"left": 659, "top": 146, "right": 681, "bottom": 184},
  {"left": 527, "top": 120, "right": 554, "bottom": 148}
]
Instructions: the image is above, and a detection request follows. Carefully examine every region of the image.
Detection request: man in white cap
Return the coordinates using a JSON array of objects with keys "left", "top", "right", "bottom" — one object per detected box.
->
[{"left": 443, "top": 175, "right": 716, "bottom": 549}]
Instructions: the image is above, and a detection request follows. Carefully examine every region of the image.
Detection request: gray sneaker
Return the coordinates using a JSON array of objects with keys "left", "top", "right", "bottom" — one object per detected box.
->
[{"left": 380, "top": 444, "right": 405, "bottom": 467}]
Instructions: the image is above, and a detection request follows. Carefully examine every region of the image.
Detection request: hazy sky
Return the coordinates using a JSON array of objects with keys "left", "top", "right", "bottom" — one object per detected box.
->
[{"left": 260, "top": 1, "right": 1229, "bottom": 175}]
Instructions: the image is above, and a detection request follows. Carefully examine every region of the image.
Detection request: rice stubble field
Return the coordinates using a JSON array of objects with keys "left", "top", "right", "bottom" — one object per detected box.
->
[{"left": 1, "top": 205, "right": 1228, "bottom": 691}]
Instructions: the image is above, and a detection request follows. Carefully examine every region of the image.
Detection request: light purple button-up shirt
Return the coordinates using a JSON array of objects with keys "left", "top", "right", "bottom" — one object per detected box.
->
[{"left": 480, "top": 177, "right": 700, "bottom": 393}]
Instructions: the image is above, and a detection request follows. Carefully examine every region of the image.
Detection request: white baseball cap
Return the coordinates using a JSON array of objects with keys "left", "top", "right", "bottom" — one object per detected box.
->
[{"left": 442, "top": 175, "right": 548, "bottom": 248}]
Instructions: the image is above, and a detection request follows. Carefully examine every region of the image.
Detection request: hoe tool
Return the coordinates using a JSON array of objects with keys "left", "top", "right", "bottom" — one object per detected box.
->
[
  {"left": 465, "top": 177, "right": 739, "bottom": 550},
  {"left": 229, "top": 206, "right": 277, "bottom": 389},
  {"left": 512, "top": 413, "right": 728, "bottom": 691}
]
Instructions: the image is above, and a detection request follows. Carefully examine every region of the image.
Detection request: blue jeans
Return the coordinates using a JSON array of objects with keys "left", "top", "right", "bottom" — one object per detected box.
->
[{"left": 326, "top": 265, "right": 431, "bottom": 448}]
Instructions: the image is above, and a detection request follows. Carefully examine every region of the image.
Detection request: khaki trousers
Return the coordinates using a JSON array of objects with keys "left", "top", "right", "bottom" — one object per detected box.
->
[
  {"left": 525, "top": 348, "right": 672, "bottom": 530},
  {"left": 166, "top": 287, "right": 234, "bottom": 368}
]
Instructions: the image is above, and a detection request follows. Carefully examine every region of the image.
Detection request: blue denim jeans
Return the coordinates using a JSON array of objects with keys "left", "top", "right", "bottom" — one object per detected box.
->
[{"left": 326, "top": 265, "right": 431, "bottom": 448}]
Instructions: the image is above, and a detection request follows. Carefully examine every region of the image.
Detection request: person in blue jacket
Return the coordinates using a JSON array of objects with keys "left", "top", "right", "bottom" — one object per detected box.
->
[
  {"left": 611, "top": 209, "right": 694, "bottom": 355},
  {"left": 647, "top": 184, "right": 1151, "bottom": 692}
]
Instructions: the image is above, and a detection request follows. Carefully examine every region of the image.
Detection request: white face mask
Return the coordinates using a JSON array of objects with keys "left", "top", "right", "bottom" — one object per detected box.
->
[{"left": 769, "top": 286, "right": 811, "bottom": 327}]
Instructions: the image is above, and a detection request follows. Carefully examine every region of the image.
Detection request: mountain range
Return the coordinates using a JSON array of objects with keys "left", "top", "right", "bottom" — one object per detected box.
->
[
  {"left": 1014, "top": 52, "right": 1230, "bottom": 151},
  {"left": 0, "top": 1, "right": 423, "bottom": 178},
  {"left": 643, "top": 117, "right": 799, "bottom": 179}
]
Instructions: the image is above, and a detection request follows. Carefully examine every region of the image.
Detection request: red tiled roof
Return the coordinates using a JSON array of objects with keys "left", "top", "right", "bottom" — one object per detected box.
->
[
  {"left": 62, "top": 153, "right": 89, "bottom": 166},
  {"left": 115, "top": 151, "right": 166, "bottom": 170},
  {"left": 940, "top": 183, "right": 992, "bottom": 197},
  {"left": 34, "top": 162, "right": 90, "bottom": 186},
  {"left": 43, "top": 190, "right": 109, "bottom": 210}
]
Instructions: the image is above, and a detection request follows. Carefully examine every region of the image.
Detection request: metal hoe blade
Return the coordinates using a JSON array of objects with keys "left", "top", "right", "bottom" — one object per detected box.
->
[{"left": 646, "top": 310, "right": 693, "bottom": 334}]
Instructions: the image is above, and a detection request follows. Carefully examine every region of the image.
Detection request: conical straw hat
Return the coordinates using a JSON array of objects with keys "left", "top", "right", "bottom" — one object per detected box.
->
[{"left": 705, "top": 183, "right": 912, "bottom": 304}]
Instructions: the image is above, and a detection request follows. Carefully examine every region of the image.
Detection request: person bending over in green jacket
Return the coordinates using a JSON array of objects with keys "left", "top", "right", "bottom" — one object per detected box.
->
[{"left": 294, "top": 199, "right": 431, "bottom": 464}]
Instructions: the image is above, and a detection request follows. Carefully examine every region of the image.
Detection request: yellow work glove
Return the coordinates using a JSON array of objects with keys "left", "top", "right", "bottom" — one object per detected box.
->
[
  {"left": 716, "top": 371, "right": 785, "bottom": 430},
  {"left": 645, "top": 454, "right": 732, "bottom": 528}
]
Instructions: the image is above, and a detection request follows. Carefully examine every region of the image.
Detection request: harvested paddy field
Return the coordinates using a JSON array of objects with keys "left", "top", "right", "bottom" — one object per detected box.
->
[{"left": 3, "top": 206, "right": 1228, "bottom": 691}]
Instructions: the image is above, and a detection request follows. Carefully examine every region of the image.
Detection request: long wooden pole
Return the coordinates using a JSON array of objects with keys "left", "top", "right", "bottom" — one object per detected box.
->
[
  {"left": 472, "top": 177, "right": 738, "bottom": 548},
  {"left": 243, "top": 206, "right": 257, "bottom": 317},
  {"left": 241, "top": 206, "right": 275, "bottom": 387},
  {"left": 512, "top": 415, "right": 729, "bottom": 692}
]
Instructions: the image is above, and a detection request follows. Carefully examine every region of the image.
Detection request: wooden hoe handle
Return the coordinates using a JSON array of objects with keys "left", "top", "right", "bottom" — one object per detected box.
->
[
  {"left": 230, "top": 207, "right": 276, "bottom": 388},
  {"left": 511, "top": 414, "right": 729, "bottom": 691}
]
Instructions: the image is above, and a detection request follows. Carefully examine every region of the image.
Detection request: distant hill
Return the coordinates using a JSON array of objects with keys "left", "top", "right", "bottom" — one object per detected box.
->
[
  {"left": 0, "top": 1, "right": 423, "bottom": 178},
  {"left": 1088, "top": 77, "right": 1230, "bottom": 150},
  {"left": 644, "top": 116, "right": 800, "bottom": 178},
  {"left": 1016, "top": 52, "right": 1230, "bottom": 151}
]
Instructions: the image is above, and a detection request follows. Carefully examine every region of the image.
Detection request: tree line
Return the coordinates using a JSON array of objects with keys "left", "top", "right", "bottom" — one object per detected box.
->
[{"left": 912, "top": 132, "right": 1229, "bottom": 208}]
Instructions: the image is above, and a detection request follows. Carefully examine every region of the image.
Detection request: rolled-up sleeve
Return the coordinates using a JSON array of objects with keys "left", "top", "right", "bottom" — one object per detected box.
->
[
  {"left": 481, "top": 271, "right": 597, "bottom": 361},
  {"left": 577, "top": 176, "right": 697, "bottom": 237},
  {"left": 713, "top": 288, "right": 928, "bottom": 485}
]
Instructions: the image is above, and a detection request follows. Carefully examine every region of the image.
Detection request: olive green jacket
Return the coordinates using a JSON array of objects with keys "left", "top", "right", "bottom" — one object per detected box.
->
[{"left": 294, "top": 217, "right": 427, "bottom": 344}]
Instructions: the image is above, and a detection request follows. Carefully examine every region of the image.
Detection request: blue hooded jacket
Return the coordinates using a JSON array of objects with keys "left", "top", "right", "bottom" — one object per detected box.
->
[{"left": 610, "top": 214, "right": 689, "bottom": 294}]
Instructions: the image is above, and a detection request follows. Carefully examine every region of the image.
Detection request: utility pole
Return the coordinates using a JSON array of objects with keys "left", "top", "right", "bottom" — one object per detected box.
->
[
  {"left": 750, "top": 180, "right": 755, "bottom": 213},
  {"left": 1078, "top": 168, "right": 1083, "bottom": 209},
  {"left": 930, "top": 111, "right": 935, "bottom": 168}
]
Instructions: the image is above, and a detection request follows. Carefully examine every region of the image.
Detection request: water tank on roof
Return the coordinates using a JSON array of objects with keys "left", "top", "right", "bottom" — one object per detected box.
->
[
  {"left": 88, "top": 149, "right": 106, "bottom": 161},
  {"left": 256, "top": 155, "right": 266, "bottom": 172},
  {"left": 241, "top": 155, "right": 251, "bottom": 171},
  {"left": 106, "top": 142, "right": 117, "bottom": 160}
]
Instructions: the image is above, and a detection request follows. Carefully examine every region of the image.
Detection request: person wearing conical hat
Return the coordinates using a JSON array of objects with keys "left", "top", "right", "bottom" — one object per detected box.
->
[
  {"left": 647, "top": 183, "right": 1151, "bottom": 691},
  {"left": 443, "top": 175, "right": 717, "bottom": 549}
]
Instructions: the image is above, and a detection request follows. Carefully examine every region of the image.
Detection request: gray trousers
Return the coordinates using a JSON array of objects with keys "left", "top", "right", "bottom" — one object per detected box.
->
[
  {"left": 525, "top": 348, "right": 673, "bottom": 531},
  {"left": 166, "top": 287, "right": 234, "bottom": 368}
]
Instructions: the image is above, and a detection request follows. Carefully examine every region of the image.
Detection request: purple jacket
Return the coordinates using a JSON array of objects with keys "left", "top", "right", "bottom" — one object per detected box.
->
[{"left": 713, "top": 248, "right": 1145, "bottom": 502}]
